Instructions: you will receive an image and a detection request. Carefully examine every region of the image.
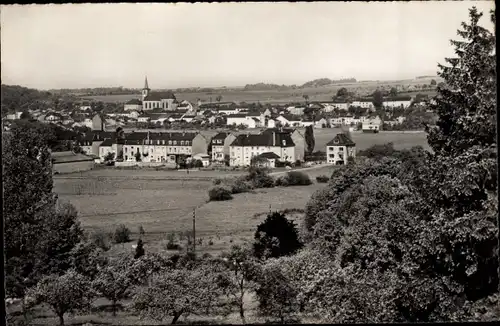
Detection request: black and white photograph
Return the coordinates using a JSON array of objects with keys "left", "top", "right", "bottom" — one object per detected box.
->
[{"left": 2, "top": 1, "right": 498, "bottom": 325}]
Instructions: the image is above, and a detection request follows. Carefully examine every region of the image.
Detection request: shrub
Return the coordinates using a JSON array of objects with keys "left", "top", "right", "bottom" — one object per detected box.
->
[
  {"left": 276, "top": 171, "right": 312, "bottom": 187},
  {"left": 113, "top": 224, "right": 131, "bottom": 244},
  {"left": 90, "top": 230, "right": 112, "bottom": 251},
  {"left": 316, "top": 175, "right": 329, "bottom": 183},
  {"left": 208, "top": 186, "right": 233, "bottom": 201},
  {"left": 274, "top": 176, "right": 289, "bottom": 187},
  {"left": 229, "top": 177, "right": 254, "bottom": 194},
  {"left": 246, "top": 167, "right": 275, "bottom": 188}
]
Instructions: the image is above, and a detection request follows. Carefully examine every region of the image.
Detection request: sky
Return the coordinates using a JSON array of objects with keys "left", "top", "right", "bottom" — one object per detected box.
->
[{"left": 0, "top": 1, "right": 495, "bottom": 90}]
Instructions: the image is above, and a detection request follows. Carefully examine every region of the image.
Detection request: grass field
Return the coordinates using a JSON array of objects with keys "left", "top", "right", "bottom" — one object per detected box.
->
[{"left": 80, "top": 77, "right": 439, "bottom": 104}]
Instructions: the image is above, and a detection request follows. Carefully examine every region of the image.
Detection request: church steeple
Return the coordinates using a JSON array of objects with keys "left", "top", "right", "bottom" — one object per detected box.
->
[{"left": 142, "top": 75, "right": 150, "bottom": 101}]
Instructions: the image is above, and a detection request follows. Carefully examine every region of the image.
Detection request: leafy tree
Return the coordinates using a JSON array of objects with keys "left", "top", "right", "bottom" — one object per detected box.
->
[
  {"left": 132, "top": 264, "right": 224, "bottom": 324},
  {"left": 135, "top": 239, "right": 145, "bottom": 259},
  {"left": 20, "top": 110, "right": 31, "bottom": 120},
  {"left": 138, "top": 225, "right": 145, "bottom": 238},
  {"left": 255, "top": 261, "right": 300, "bottom": 324},
  {"left": 302, "top": 94, "right": 309, "bottom": 105},
  {"left": 114, "top": 224, "right": 131, "bottom": 244},
  {"left": 92, "top": 254, "right": 143, "bottom": 316},
  {"left": 390, "top": 87, "right": 398, "bottom": 97},
  {"left": 3, "top": 122, "right": 83, "bottom": 297},
  {"left": 218, "top": 245, "right": 262, "bottom": 324},
  {"left": 426, "top": 7, "right": 496, "bottom": 157},
  {"left": 336, "top": 87, "right": 348, "bottom": 98},
  {"left": 372, "top": 89, "right": 384, "bottom": 109},
  {"left": 104, "top": 152, "right": 115, "bottom": 161},
  {"left": 304, "top": 125, "right": 315, "bottom": 155},
  {"left": 25, "top": 270, "right": 93, "bottom": 326},
  {"left": 253, "top": 212, "right": 303, "bottom": 260},
  {"left": 135, "top": 148, "right": 141, "bottom": 162}
]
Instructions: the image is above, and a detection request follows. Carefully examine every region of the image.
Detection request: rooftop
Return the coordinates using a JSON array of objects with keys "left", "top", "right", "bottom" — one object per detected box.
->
[{"left": 326, "top": 133, "right": 356, "bottom": 147}]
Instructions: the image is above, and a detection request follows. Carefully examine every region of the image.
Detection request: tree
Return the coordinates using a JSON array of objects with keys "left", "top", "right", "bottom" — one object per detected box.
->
[
  {"left": 92, "top": 255, "right": 140, "bottom": 316},
  {"left": 255, "top": 264, "right": 299, "bottom": 324},
  {"left": 3, "top": 122, "right": 83, "bottom": 297},
  {"left": 135, "top": 148, "right": 142, "bottom": 162},
  {"left": 218, "top": 245, "right": 262, "bottom": 324},
  {"left": 426, "top": 7, "right": 496, "bottom": 157},
  {"left": 253, "top": 212, "right": 303, "bottom": 260},
  {"left": 372, "top": 89, "right": 384, "bottom": 109},
  {"left": 25, "top": 270, "right": 93, "bottom": 326},
  {"left": 304, "top": 125, "right": 315, "bottom": 155},
  {"left": 104, "top": 152, "right": 115, "bottom": 162},
  {"left": 114, "top": 224, "right": 131, "bottom": 244},
  {"left": 336, "top": 87, "right": 348, "bottom": 98},
  {"left": 430, "top": 79, "right": 437, "bottom": 86},
  {"left": 390, "top": 87, "right": 398, "bottom": 97},
  {"left": 134, "top": 239, "right": 145, "bottom": 259},
  {"left": 302, "top": 94, "right": 309, "bottom": 105},
  {"left": 132, "top": 264, "right": 224, "bottom": 324},
  {"left": 20, "top": 110, "right": 31, "bottom": 120}
]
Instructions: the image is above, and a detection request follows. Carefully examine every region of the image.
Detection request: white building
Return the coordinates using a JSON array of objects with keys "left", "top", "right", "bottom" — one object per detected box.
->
[
  {"left": 124, "top": 99, "right": 143, "bottom": 111},
  {"left": 326, "top": 133, "right": 356, "bottom": 165},
  {"left": 229, "top": 132, "right": 296, "bottom": 167},
  {"left": 351, "top": 99, "right": 374, "bottom": 109},
  {"left": 383, "top": 96, "right": 413, "bottom": 108},
  {"left": 362, "top": 116, "right": 383, "bottom": 133}
]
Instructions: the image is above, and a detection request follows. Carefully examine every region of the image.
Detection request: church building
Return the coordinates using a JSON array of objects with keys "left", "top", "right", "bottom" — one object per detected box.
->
[{"left": 141, "top": 76, "right": 178, "bottom": 111}]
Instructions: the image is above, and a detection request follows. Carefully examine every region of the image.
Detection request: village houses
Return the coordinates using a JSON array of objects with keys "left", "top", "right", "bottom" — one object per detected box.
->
[
  {"left": 210, "top": 132, "right": 237, "bottom": 164},
  {"left": 229, "top": 131, "right": 296, "bottom": 167},
  {"left": 326, "top": 133, "right": 356, "bottom": 165}
]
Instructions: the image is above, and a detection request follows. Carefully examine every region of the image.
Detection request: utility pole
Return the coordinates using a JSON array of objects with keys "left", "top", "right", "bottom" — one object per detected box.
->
[{"left": 192, "top": 208, "right": 196, "bottom": 256}]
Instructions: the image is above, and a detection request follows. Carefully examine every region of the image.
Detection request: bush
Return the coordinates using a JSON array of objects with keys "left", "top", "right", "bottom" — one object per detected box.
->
[
  {"left": 316, "top": 175, "right": 329, "bottom": 183},
  {"left": 90, "top": 230, "right": 112, "bottom": 251},
  {"left": 276, "top": 171, "right": 312, "bottom": 187},
  {"left": 274, "top": 176, "right": 289, "bottom": 187},
  {"left": 246, "top": 167, "right": 275, "bottom": 188},
  {"left": 113, "top": 224, "right": 131, "bottom": 244},
  {"left": 208, "top": 186, "right": 233, "bottom": 201},
  {"left": 229, "top": 177, "right": 254, "bottom": 194}
]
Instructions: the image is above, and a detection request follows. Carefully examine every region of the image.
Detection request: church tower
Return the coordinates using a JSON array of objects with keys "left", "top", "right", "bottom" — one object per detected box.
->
[{"left": 142, "top": 76, "right": 150, "bottom": 101}]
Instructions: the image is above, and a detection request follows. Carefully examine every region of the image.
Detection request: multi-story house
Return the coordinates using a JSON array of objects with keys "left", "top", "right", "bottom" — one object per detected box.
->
[
  {"left": 121, "top": 132, "right": 208, "bottom": 163},
  {"left": 326, "top": 133, "right": 356, "bottom": 165},
  {"left": 351, "top": 98, "right": 374, "bottom": 109},
  {"left": 229, "top": 131, "right": 295, "bottom": 167},
  {"left": 210, "top": 132, "right": 237, "bottom": 164},
  {"left": 383, "top": 96, "right": 413, "bottom": 109},
  {"left": 261, "top": 127, "right": 305, "bottom": 162},
  {"left": 362, "top": 116, "right": 383, "bottom": 133}
]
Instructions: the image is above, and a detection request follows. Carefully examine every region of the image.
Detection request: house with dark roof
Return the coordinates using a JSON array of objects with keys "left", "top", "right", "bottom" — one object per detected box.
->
[
  {"left": 325, "top": 133, "right": 356, "bottom": 165},
  {"left": 124, "top": 98, "right": 142, "bottom": 111},
  {"left": 210, "top": 132, "right": 237, "bottom": 164},
  {"left": 261, "top": 127, "right": 305, "bottom": 162},
  {"left": 229, "top": 131, "right": 295, "bottom": 167}
]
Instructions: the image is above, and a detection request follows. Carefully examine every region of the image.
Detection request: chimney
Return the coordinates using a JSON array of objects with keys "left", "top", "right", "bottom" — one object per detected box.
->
[{"left": 272, "top": 132, "right": 276, "bottom": 146}]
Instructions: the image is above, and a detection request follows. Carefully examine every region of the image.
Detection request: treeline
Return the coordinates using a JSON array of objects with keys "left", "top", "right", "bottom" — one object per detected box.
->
[
  {"left": 50, "top": 86, "right": 138, "bottom": 96},
  {"left": 243, "top": 78, "right": 357, "bottom": 91},
  {"left": 1, "top": 85, "right": 54, "bottom": 116}
]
